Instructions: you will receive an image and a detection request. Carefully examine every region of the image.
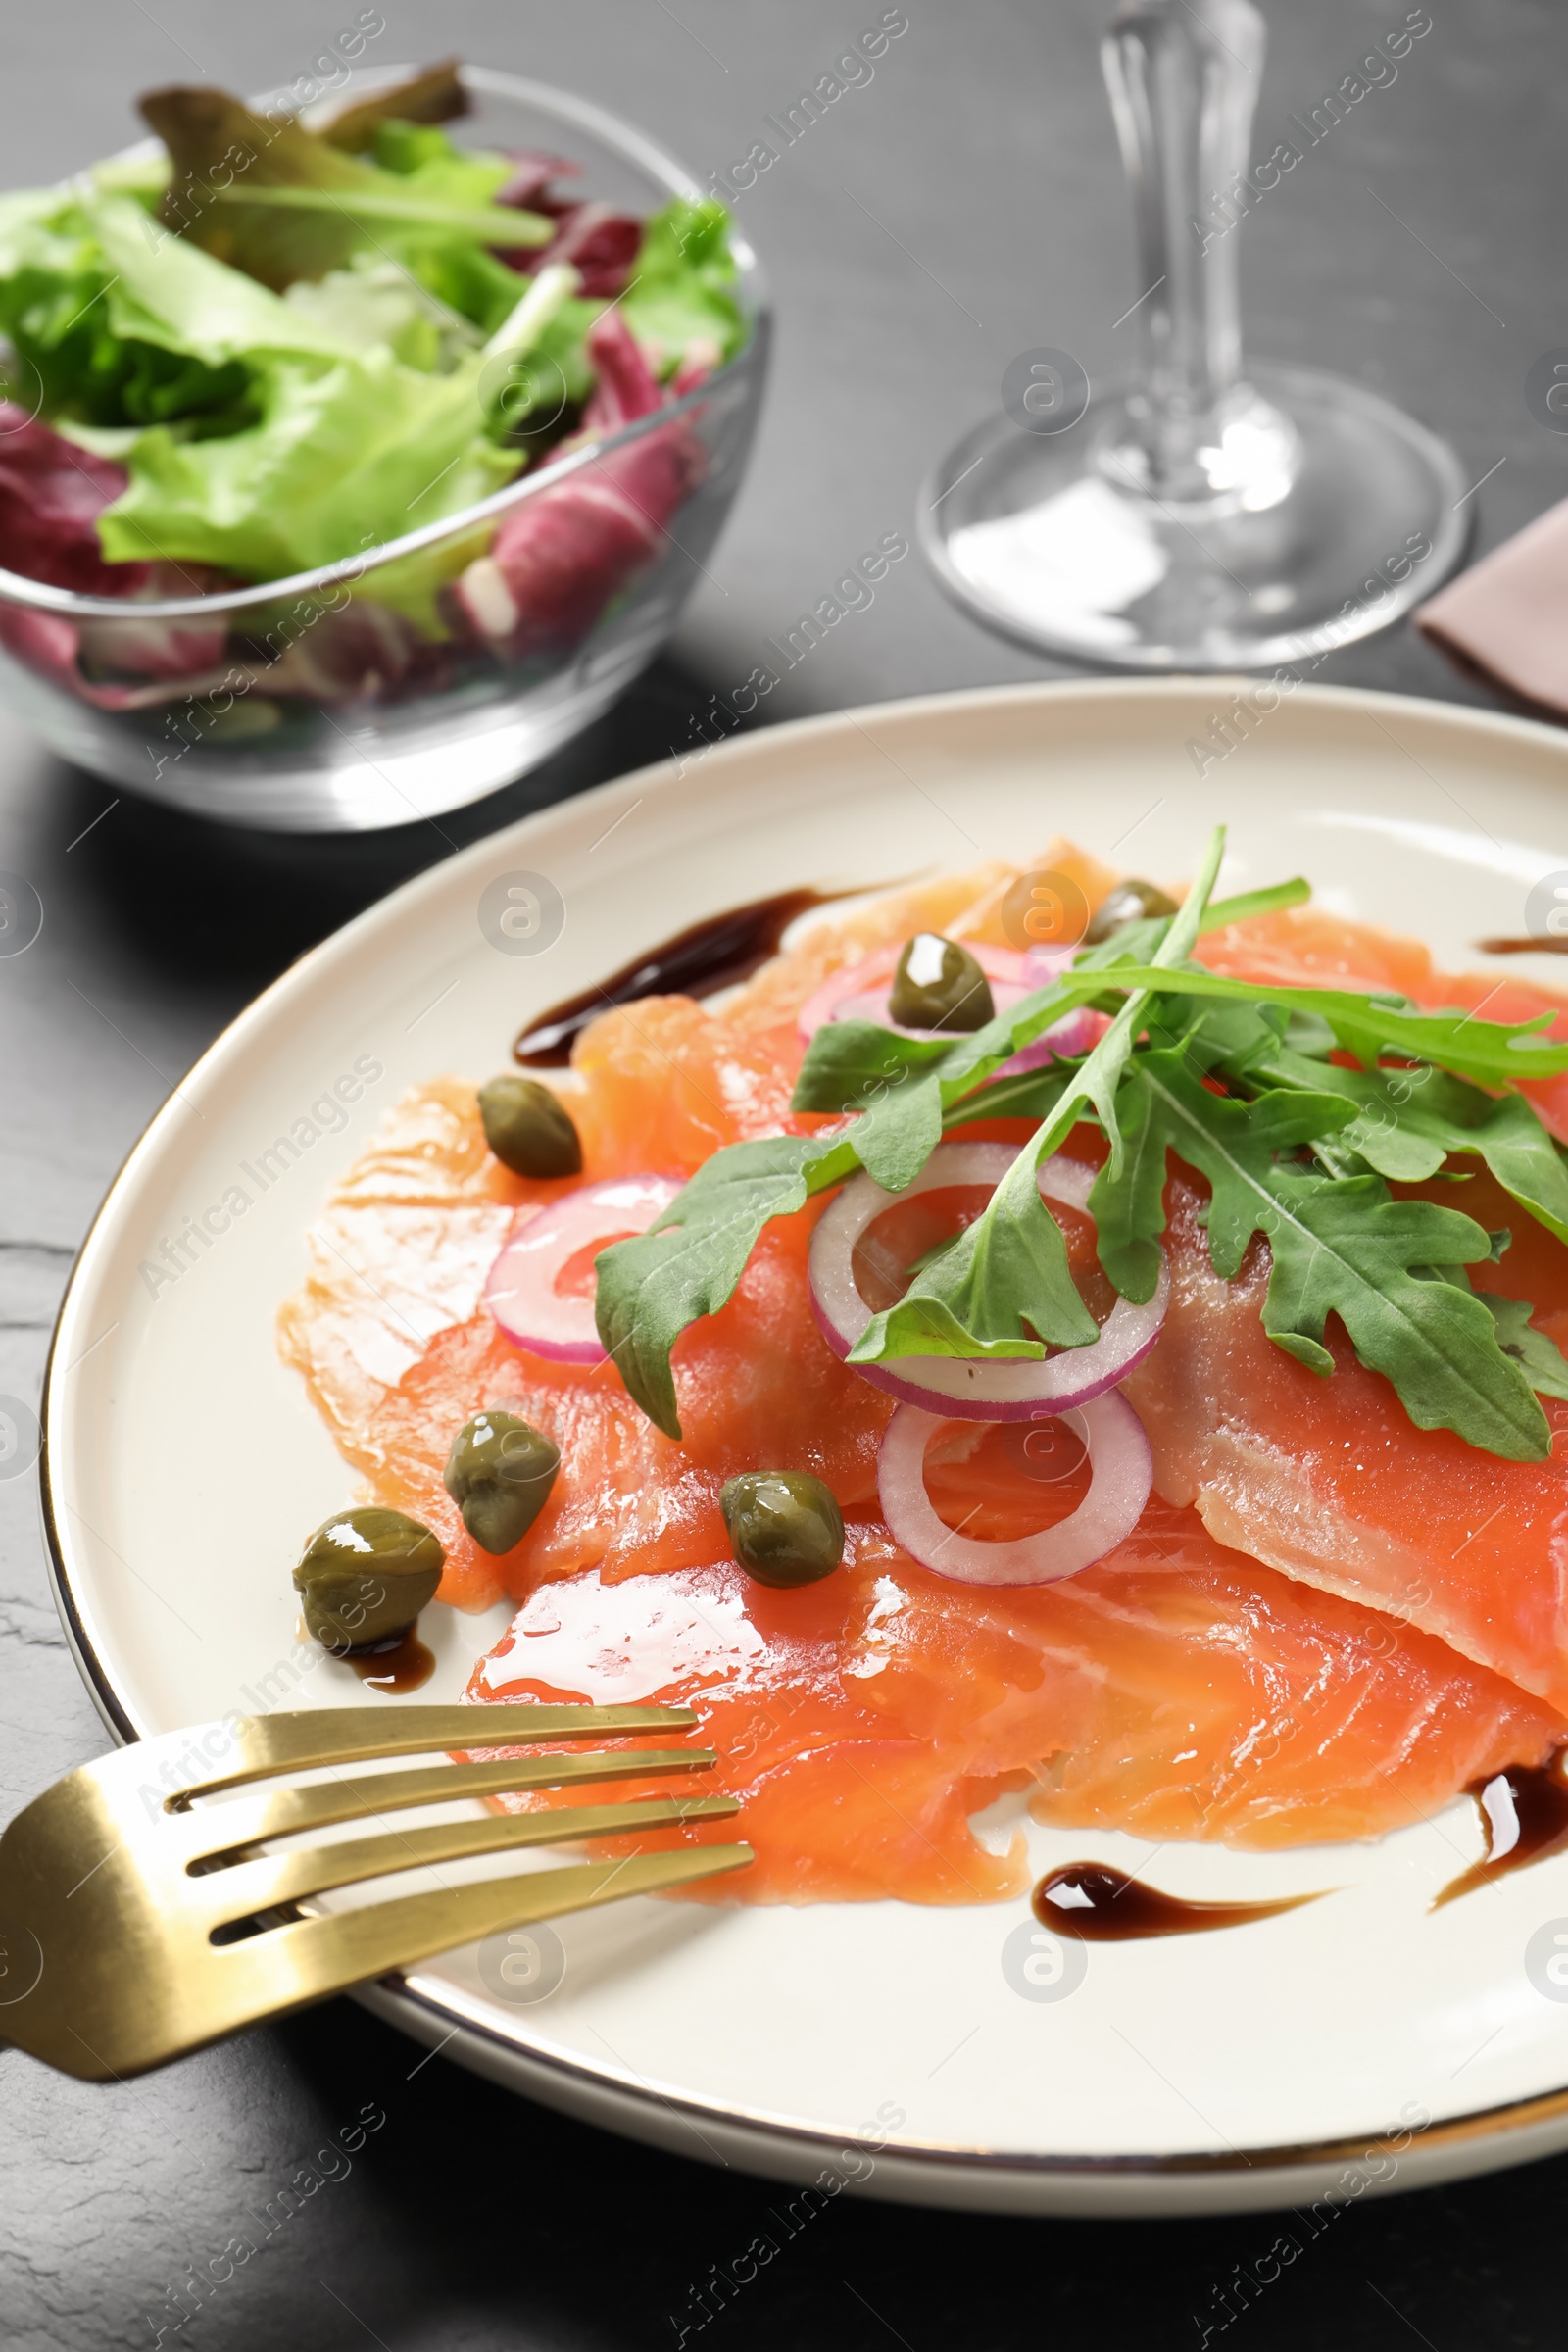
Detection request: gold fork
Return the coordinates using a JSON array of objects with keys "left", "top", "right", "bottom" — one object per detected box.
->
[{"left": 0, "top": 1703, "right": 748, "bottom": 2081}]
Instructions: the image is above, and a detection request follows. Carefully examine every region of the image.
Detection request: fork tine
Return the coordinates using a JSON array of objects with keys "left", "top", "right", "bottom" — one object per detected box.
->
[
  {"left": 192, "top": 1796, "right": 741, "bottom": 1927},
  {"left": 174, "top": 1747, "right": 716, "bottom": 1865},
  {"left": 165, "top": 1704, "right": 702, "bottom": 1806},
  {"left": 205, "top": 1845, "right": 755, "bottom": 2034}
]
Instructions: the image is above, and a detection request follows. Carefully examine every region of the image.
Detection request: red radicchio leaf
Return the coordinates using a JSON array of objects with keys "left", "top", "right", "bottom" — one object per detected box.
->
[
  {"left": 0, "top": 403, "right": 148, "bottom": 596},
  {"left": 449, "top": 315, "right": 707, "bottom": 658},
  {"left": 495, "top": 150, "right": 580, "bottom": 215},
  {"left": 579, "top": 309, "right": 664, "bottom": 434},
  {"left": 534, "top": 202, "right": 642, "bottom": 299}
]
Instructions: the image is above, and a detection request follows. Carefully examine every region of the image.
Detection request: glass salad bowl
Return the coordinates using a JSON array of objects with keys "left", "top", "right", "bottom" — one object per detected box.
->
[{"left": 0, "top": 64, "right": 769, "bottom": 831}]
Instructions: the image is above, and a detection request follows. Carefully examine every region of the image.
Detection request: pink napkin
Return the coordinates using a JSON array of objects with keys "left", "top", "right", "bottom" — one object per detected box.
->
[{"left": 1417, "top": 498, "right": 1568, "bottom": 715}]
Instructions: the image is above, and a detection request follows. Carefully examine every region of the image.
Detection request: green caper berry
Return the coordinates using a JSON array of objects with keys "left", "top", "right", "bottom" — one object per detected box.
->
[
  {"left": 887, "top": 934, "right": 996, "bottom": 1033},
  {"left": 1085, "top": 878, "right": 1180, "bottom": 944},
  {"left": 719, "top": 1472, "right": 845, "bottom": 1589},
  {"left": 443, "top": 1409, "right": 561, "bottom": 1556},
  {"left": 478, "top": 1074, "right": 582, "bottom": 1180},
  {"left": 294, "top": 1505, "right": 444, "bottom": 1654}
]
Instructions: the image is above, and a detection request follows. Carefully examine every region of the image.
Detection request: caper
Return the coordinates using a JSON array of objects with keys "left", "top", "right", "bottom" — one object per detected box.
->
[
  {"left": 719, "top": 1471, "right": 845, "bottom": 1589},
  {"left": 887, "top": 934, "right": 996, "bottom": 1032},
  {"left": 294, "top": 1505, "right": 444, "bottom": 1654},
  {"left": 1085, "top": 877, "right": 1180, "bottom": 943},
  {"left": 443, "top": 1409, "right": 561, "bottom": 1555},
  {"left": 478, "top": 1074, "right": 582, "bottom": 1179}
]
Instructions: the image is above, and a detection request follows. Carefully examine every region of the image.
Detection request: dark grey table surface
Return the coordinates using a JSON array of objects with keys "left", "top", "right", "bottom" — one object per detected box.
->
[{"left": 3, "top": 2, "right": 1567, "bottom": 2344}]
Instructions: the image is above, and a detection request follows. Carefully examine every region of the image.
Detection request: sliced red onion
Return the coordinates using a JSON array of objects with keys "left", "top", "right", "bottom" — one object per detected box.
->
[
  {"left": 797, "top": 939, "right": 1092, "bottom": 1071},
  {"left": 808, "top": 1141, "right": 1167, "bottom": 1419},
  {"left": 877, "top": 1390, "right": 1152, "bottom": 1585},
  {"left": 485, "top": 1173, "right": 681, "bottom": 1363},
  {"left": 798, "top": 941, "right": 1028, "bottom": 1042}
]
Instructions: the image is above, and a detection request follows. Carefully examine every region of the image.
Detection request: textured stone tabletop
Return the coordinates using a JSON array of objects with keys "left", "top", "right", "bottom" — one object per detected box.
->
[{"left": 2, "top": 2, "right": 1565, "bottom": 2343}]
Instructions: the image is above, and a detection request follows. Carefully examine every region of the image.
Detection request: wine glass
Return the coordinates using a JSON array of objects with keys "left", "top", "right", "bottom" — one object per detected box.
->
[{"left": 920, "top": 0, "right": 1468, "bottom": 671}]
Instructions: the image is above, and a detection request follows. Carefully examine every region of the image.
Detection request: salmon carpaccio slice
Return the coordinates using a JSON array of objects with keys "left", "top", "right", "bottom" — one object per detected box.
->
[
  {"left": 278, "top": 857, "right": 1568, "bottom": 1900},
  {"left": 466, "top": 1503, "right": 1563, "bottom": 1903},
  {"left": 1123, "top": 1166, "right": 1568, "bottom": 1717}
]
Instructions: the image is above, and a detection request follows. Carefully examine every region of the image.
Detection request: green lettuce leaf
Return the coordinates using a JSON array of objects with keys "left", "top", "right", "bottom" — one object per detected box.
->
[
  {"left": 0, "top": 196, "right": 267, "bottom": 430},
  {"left": 96, "top": 348, "right": 519, "bottom": 582},
  {"left": 90, "top": 194, "right": 364, "bottom": 366},
  {"left": 620, "top": 199, "right": 747, "bottom": 368}
]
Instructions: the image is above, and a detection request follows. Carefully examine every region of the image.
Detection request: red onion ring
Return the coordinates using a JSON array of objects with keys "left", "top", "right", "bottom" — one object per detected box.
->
[
  {"left": 876, "top": 1390, "right": 1152, "bottom": 1585},
  {"left": 808, "top": 1142, "right": 1168, "bottom": 1419},
  {"left": 485, "top": 1173, "right": 682, "bottom": 1363},
  {"left": 797, "top": 940, "right": 1092, "bottom": 1068},
  {"left": 798, "top": 940, "right": 1028, "bottom": 1041}
]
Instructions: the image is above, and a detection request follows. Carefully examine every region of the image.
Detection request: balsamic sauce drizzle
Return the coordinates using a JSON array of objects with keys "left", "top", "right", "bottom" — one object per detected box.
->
[
  {"left": 1032, "top": 1862, "right": 1320, "bottom": 1941},
  {"left": 1433, "top": 1759, "right": 1568, "bottom": 1909},
  {"left": 343, "top": 1626, "right": 435, "bottom": 1695},
  {"left": 513, "top": 886, "right": 866, "bottom": 1066}
]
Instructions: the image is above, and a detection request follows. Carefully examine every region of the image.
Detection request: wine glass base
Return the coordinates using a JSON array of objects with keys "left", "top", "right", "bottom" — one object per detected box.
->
[{"left": 920, "top": 363, "right": 1470, "bottom": 672}]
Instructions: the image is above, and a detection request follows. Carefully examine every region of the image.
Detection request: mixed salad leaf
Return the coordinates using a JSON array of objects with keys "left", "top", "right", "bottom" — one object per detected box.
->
[
  {"left": 595, "top": 833, "right": 1568, "bottom": 1460},
  {"left": 0, "top": 63, "right": 748, "bottom": 653}
]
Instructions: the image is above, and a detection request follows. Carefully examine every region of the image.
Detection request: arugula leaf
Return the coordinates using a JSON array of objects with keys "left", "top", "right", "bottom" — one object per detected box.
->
[
  {"left": 1234, "top": 1045, "right": 1568, "bottom": 1245},
  {"left": 1481, "top": 1295, "right": 1568, "bottom": 1402},
  {"left": 847, "top": 829, "right": 1229, "bottom": 1367},
  {"left": 788, "top": 1019, "right": 951, "bottom": 1116},
  {"left": 940, "top": 1061, "right": 1084, "bottom": 1132},
  {"left": 1197, "top": 877, "right": 1311, "bottom": 930},
  {"left": 1075, "top": 963, "right": 1568, "bottom": 1090},
  {"left": 593, "top": 1135, "right": 860, "bottom": 1439},
  {"left": 1094, "top": 1051, "right": 1550, "bottom": 1460}
]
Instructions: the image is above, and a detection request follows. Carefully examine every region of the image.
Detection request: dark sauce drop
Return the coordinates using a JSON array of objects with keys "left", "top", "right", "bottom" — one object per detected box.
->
[
  {"left": 1033, "top": 1862, "right": 1320, "bottom": 1941},
  {"left": 1476, "top": 935, "right": 1568, "bottom": 957},
  {"left": 514, "top": 887, "right": 865, "bottom": 1065},
  {"left": 1433, "top": 1758, "right": 1568, "bottom": 1908},
  {"left": 343, "top": 1626, "right": 435, "bottom": 1695}
]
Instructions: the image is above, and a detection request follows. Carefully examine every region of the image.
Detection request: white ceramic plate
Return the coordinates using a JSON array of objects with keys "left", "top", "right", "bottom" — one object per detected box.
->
[{"left": 42, "top": 680, "right": 1568, "bottom": 2218}]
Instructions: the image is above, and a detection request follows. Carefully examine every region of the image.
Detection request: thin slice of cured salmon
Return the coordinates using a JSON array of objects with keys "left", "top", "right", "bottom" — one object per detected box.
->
[
  {"left": 1123, "top": 1170, "right": 1568, "bottom": 1716},
  {"left": 466, "top": 1495, "right": 1564, "bottom": 1903}
]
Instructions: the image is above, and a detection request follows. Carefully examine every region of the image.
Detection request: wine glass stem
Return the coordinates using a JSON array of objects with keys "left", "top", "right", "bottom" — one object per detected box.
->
[{"left": 1102, "top": 0, "right": 1266, "bottom": 496}]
